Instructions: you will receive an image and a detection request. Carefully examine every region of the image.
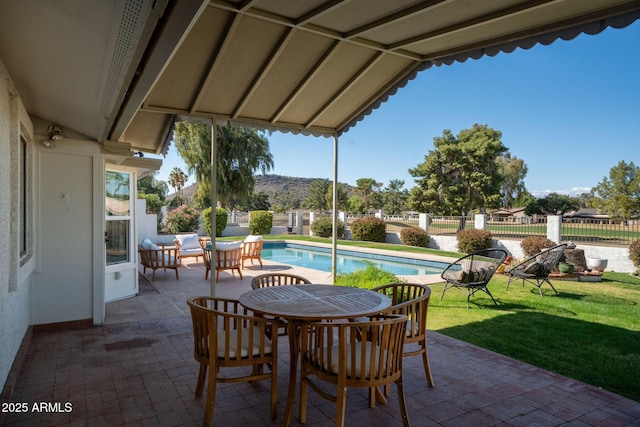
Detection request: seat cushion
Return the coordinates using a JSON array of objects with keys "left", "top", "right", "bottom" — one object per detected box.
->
[
  {"left": 523, "top": 261, "right": 543, "bottom": 275},
  {"left": 175, "top": 233, "right": 200, "bottom": 250},
  {"left": 244, "top": 234, "right": 263, "bottom": 243},
  {"left": 217, "top": 327, "right": 272, "bottom": 358},
  {"left": 180, "top": 247, "right": 202, "bottom": 256},
  {"left": 215, "top": 241, "right": 243, "bottom": 251},
  {"left": 443, "top": 269, "right": 468, "bottom": 284}
]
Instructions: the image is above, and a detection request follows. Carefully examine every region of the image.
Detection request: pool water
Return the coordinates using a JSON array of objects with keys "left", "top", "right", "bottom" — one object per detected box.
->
[{"left": 261, "top": 242, "right": 449, "bottom": 275}]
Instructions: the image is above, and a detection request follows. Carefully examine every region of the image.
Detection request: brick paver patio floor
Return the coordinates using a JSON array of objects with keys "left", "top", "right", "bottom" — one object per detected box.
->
[{"left": 3, "top": 256, "right": 639, "bottom": 426}]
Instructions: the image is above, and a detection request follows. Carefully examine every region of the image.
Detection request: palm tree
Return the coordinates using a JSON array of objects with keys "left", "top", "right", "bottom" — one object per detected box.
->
[{"left": 168, "top": 167, "right": 188, "bottom": 204}]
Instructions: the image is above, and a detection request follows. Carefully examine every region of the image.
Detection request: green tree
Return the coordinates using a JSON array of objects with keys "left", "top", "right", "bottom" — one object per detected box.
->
[
  {"left": 173, "top": 122, "right": 274, "bottom": 209},
  {"left": 577, "top": 190, "right": 596, "bottom": 209},
  {"left": 592, "top": 161, "right": 640, "bottom": 220},
  {"left": 325, "top": 183, "right": 349, "bottom": 211},
  {"left": 496, "top": 153, "right": 528, "bottom": 208},
  {"left": 407, "top": 124, "right": 507, "bottom": 216},
  {"left": 236, "top": 191, "right": 271, "bottom": 211},
  {"left": 381, "top": 179, "right": 408, "bottom": 215},
  {"left": 524, "top": 192, "right": 580, "bottom": 216},
  {"left": 513, "top": 190, "right": 535, "bottom": 208},
  {"left": 303, "top": 179, "right": 330, "bottom": 211},
  {"left": 137, "top": 173, "right": 168, "bottom": 202},
  {"left": 168, "top": 167, "right": 188, "bottom": 205},
  {"left": 355, "top": 178, "right": 382, "bottom": 213},
  {"left": 347, "top": 196, "right": 365, "bottom": 214}
]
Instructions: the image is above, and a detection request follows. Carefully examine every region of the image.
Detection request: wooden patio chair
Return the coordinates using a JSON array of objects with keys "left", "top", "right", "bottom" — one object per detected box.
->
[
  {"left": 507, "top": 243, "right": 568, "bottom": 296},
  {"left": 250, "top": 273, "right": 311, "bottom": 289},
  {"left": 174, "top": 233, "right": 202, "bottom": 262},
  {"left": 201, "top": 239, "right": 244, "bottom": 280},
  {"left": 373, "top": 283, "right": 434, "bottom": 393},
  {"left": 299, "top": 314, "right": 410, "bottom": 427},
  {"left": 138, "top": 238, "right": 180, "bottom": 280},
  {"left": 187, "top": 296, "right": 280, "bottom": 427},
  {"left": 241, "top": 235, "right": 264, "bottom": 269},
  {"left": 440, "top": 248, "right": 508, "bottom": 308}
]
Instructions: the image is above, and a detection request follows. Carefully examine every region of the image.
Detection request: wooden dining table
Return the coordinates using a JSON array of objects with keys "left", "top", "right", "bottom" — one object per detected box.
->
[{"left": 239, "top": 284, "right": 392, "bottom": 427}]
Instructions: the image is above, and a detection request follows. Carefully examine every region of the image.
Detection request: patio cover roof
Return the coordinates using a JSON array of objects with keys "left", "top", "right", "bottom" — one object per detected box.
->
[{"left": 1, "top": 0, "right": 640, "bottom": 155}]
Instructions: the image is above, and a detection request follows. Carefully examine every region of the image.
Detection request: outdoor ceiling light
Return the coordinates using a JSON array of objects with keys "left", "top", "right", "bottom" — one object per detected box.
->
[{"left": 42, "top": 126, "right": 64, "bottom": 149}]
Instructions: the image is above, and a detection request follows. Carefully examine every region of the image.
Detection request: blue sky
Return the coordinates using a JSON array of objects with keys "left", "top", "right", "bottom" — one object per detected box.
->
[{"left": 155, "top": 21, "right": 639, "bottom": 197}]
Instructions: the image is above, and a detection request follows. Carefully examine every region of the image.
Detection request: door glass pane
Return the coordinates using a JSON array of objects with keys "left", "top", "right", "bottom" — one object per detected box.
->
[
  {"left": 106, "top": 171, "right": 130, "bottom": 216},
  {"left": 106, "top": 220, "right": 130, "bottom": 265}
]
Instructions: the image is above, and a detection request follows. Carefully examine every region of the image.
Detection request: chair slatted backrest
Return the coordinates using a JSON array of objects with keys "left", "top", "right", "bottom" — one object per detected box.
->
[
  {"left": 187, "top": 296, "right": 280, "bottom": 425},
  {"left": 299, "top": 314, "right": 410, "bottom": 426},
  {"left": 374, "top": 283, "right": 430, "bottom": 344},
  {"left": 250, "top": 273, "right": 311, "bottom": 289}
]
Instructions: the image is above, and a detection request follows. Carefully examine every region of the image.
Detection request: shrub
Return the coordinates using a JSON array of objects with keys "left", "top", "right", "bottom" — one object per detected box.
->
[
  {"left": 456, "top": 229, "right": 493, "bottom": 253},
  {"left": 311, "top": 216, "right": 344, "bottom": 238},
  {"left": 249, "top": 210, "right": 273, "bottom": 235},
  {"left": 629, "top": 239, "right": 640, "bottom": 271},
  {"left": 521, "top": 236, "right": 556, "bottom": 257},
  {"left": 163, "top": 205, "right": 200, "bottom": 233},
  {"left": 351, "top": 216, "right": 387, "bottom": 242},
  {"left": 140, "top": 193, "right": 163, "bottom": 215},
  {"left": 400, "top": 227, "right": 429, "bottom": 247},
  {"left": 203, "top": 207, "right": 228, "bottom": 237},
  {"left": 335, "top": 263, "right": 403, "bottom": 289}
]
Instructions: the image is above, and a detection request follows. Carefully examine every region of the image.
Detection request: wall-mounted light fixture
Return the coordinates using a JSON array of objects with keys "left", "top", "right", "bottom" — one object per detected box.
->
[{"left": 42, "top": 125, "right": 64, "bottom": 149}]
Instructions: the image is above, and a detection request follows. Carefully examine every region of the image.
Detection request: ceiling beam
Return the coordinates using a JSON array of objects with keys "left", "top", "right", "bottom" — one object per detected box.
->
[
  {"left": 209, "top": 0, "right": 422, "bottom": 61},
  {"left": 139, "top": 103, "right": 337, "bottom": 136},
  {"left": 344, "top": 0, "right": 447, "bottom": 39},
  {"left": 269, "top": 40, "right": 341, "bottom": 124},
  {"left": 295, "top": 0, "right": 351, "bottom": 26},
  {"left": 388, "top": 0, "right": 553, "bottom": 50},
  {"left": 109, "top": 0, "right": 208, "bottom": 142},
  {"left": 305, "top": 51, "right": 384, "bottom": 128},
  {"left": 232, "top": 27, "right": 297, "bottom": 119},
  {"left": 189, "top": 11, "right": 243, "bottom": 114},
  {"left": 336, "top": 61, "right": 427, "bottom": 135},
  {"left": 420, "top": 0, "right": 640, "bottom": 62}
]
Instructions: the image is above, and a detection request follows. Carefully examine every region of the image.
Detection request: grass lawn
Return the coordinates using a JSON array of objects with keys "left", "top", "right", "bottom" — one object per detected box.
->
[{"left": 429, "top": 272, "right": 640, "bottom": 402}]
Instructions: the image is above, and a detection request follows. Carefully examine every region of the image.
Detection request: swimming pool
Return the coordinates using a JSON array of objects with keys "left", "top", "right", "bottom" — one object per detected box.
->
[{"left": 261, "top": 242, "right": 450, "bottom": 275}]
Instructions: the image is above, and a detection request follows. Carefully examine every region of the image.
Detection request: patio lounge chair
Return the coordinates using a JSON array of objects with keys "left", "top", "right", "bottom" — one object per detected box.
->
[
  {"left": 507, "top": 243, "right": 568, "bottom": 296},
  {"left": 241, "top": 235, "right": 264, "bottom": 269},
  {"left": 174, "top": 233, "right": 202, "bottom": 262},
  {"left": 440, "top": 248, "right": 508, "bottom": 308},
  {"left": 138, "top": 237, "right": 180, "bottom": 280},
  {"left": 201, "top": 240, "right": 244, "bottom": 280}
]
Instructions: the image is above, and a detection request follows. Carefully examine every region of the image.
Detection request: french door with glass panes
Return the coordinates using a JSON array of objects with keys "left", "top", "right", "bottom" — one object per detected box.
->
[{"left": 104, "top": 168, "right": 138, "bottom": 302}]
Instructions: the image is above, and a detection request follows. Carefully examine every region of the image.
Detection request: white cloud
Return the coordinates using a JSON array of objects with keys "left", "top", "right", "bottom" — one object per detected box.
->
[{"left": 531, "top": 186, "right": 593, "bottom": 197}]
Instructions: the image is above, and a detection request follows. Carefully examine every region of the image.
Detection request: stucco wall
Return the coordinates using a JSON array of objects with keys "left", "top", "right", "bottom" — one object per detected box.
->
[
  {"left": 0, "top": 60, "right": 34, "bottom": 395},
  {"left": 424, "top": 235, "right": 633, "bottom": 273}
]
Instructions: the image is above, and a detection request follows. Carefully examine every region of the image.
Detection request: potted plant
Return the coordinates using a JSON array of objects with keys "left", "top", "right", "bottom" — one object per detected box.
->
[{"left": 558, "top": 262, "right": 575, "bottom": 274}]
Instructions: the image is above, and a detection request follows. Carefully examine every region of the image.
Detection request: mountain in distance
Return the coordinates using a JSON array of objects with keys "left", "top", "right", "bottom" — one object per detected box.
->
[
  {"left": 167, "top": 174, "right": 354, "bottom": 207},
  {"left": 255, "top": 174, "right": 352, "bottom": 203}
]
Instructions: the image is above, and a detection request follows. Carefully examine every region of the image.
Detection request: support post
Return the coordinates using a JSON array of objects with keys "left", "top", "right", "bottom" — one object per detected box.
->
[
  {"left": 547, "top": 215, "right": 562, "bottom": 244},
  {"left": 210, "top": 119, "right": 217, "bottom": 296},
  {"left": 331, "top": 134, "right": 338, "bottom": 283}
]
